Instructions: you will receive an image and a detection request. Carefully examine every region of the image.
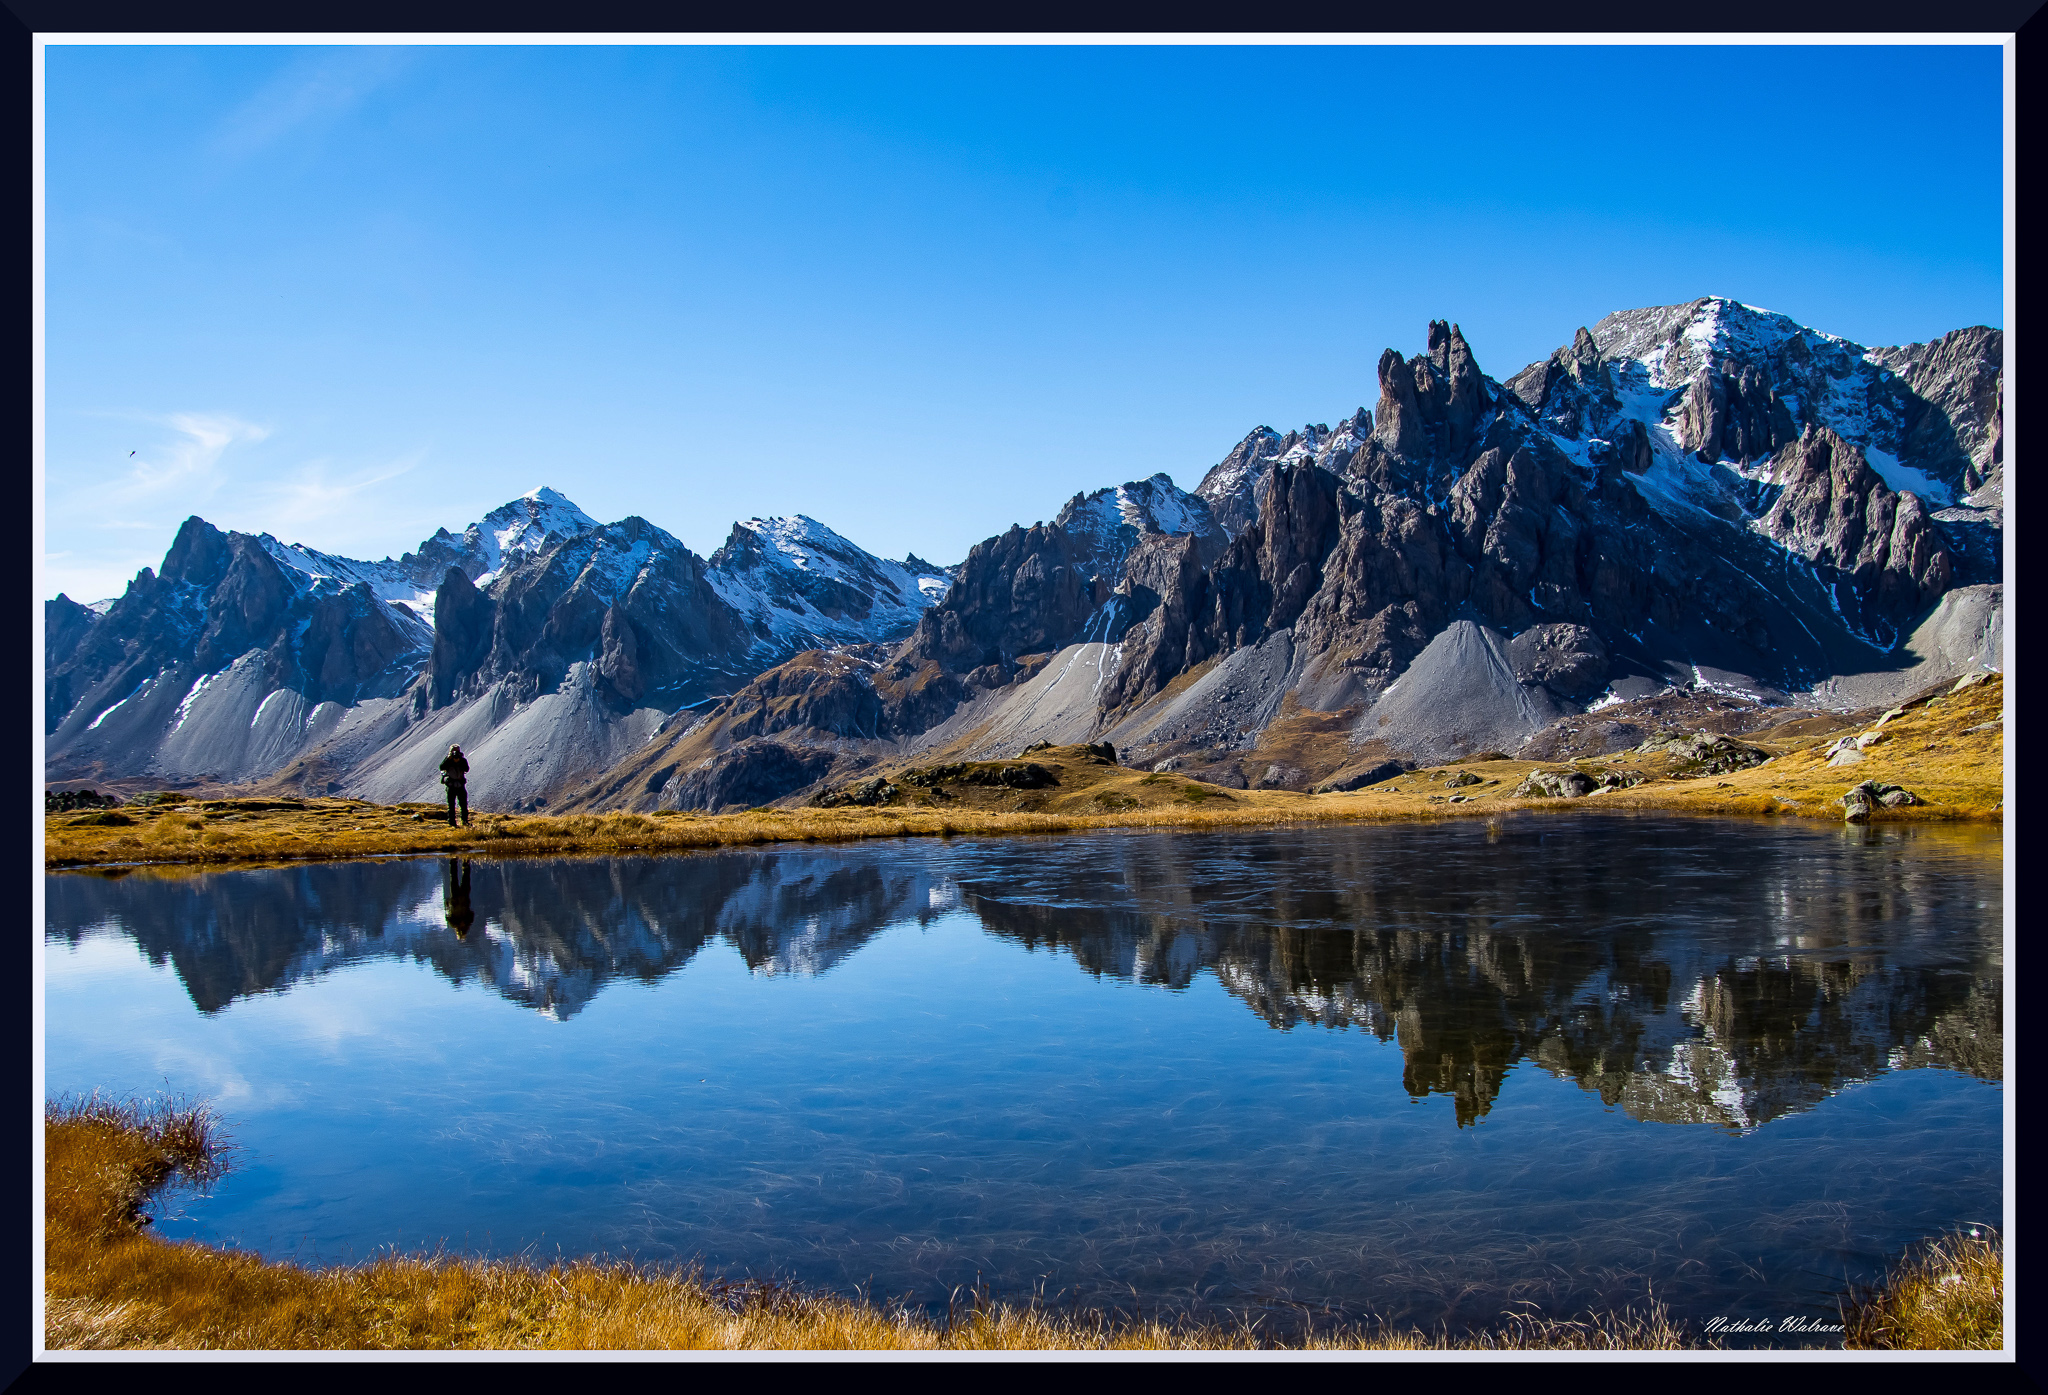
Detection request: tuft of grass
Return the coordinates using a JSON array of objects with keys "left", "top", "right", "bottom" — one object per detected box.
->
[
  {"left": 45, "top": 1092, "right": 231, "bottom": 1243},
  {"left": 1843, "top": 1228, "right": 2003, "bottom": 1350}
]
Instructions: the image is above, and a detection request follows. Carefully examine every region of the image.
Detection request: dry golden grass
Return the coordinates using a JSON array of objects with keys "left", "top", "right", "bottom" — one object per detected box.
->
[
  {"left": 45, "top": 1102, "right": 1717, "bottom": 1350},
  {"left": 1842, "top": 1228, "right": 2004, "bottom": 1350},
  {"left": 43, "top": 678, "right": 2001, "bottom": 872}
]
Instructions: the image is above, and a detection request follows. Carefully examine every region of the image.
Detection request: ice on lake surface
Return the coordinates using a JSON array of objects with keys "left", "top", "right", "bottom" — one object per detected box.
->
[{"left": 44, "top": 815, "right": 2003, "bottom": 1340}]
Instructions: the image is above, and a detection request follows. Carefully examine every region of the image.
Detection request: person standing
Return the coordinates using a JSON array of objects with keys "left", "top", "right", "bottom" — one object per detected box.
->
[{"left": 440, "top": 744, "right": 471, "bottom": 827}]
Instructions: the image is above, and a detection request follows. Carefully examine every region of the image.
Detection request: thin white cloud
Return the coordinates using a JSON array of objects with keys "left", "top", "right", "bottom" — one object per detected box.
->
[
  {"left": 114, "top": 411, "right": 272, "bottom": 501},
  {"left": 245, "top": 452, "right": 426, "bottom": 545},
  {"left": 211, "top": 47, "right": 416, "bottom": 161}
]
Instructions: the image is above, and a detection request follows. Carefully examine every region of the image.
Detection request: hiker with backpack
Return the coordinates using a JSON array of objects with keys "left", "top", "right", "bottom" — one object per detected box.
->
[{"left": 440, "top": 744, "right": 471, "bottom": 827}]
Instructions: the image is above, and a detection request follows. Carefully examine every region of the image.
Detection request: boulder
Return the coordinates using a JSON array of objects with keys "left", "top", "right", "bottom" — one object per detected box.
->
[
  {"left": 1840, "top": 779, "right": 1920, "bottom": 821},
  {"left": 1635, "top": 731, "right": 1770, "bottom": 775},
  {"left": 1514, "top": 769, "right": 1597, "bottom": 799},
  {"left": 1823, "top": 736, "right": 1866, "bottom": 766},
  {"left": 1312, "top": 760, "right": 1408, "bottom": 794},
  {"left": 814, "top": 775, "right": 901, "bottom": 808},
  {"left": 1445, "top": 770, "right": 1482, "bottom": 787}
]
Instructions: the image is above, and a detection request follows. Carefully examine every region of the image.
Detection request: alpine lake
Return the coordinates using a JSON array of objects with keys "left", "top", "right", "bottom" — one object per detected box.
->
[{"left": 43, "top": 813, "right": 2004, "bottom": 1346}]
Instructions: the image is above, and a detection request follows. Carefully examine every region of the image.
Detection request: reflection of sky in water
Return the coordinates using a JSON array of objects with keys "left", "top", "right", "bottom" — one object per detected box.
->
[{"left": 43, "top": 817, "right": 2003, "bottom": 1340}]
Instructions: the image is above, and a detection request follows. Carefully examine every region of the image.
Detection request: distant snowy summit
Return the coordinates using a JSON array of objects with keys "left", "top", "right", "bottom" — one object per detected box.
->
[
  {"left": 249, "top": 485, "right": 602, "bottom": 625},
  {"left": 44, "top": 486, "right": 956, "bottom": 802}
]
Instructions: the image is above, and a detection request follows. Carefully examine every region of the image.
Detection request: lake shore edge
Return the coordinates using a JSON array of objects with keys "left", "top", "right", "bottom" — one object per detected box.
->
[
  {"left": 48, "top": 1096, "right": 1999, "bottom": 1352},
  {"left": 38, "top": 779, "right": 2005, "bottom": 874},
  {"left": 43, "top": 676, "right": 2004, "bottom": 872}
]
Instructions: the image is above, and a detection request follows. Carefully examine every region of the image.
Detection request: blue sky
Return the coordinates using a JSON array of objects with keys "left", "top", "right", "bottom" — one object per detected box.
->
[{"left": 42, "top": 42, "right": 2005, "bottom": 603}]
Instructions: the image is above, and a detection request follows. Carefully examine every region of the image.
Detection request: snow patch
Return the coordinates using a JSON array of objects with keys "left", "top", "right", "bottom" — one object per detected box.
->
[{"left": 1860, "top": 446, "right": 1956, "bottom": 506}]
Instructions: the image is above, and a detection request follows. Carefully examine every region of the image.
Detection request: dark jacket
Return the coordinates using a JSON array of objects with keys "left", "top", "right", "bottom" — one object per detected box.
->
[{"left": 439, "top": 752, "right": 470, "bottom": 787}]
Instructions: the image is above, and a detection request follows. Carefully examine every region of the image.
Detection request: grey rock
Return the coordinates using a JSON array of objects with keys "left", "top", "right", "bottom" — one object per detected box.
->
[
  {"left": 1513, "top": 769, "right": 1597, "bottom": 799},
  {"left": 1840, "top": 779, "right": 1919, "bottom": 820},
  {"left": 1312, "top": 760, "right": 1407, "bottom": 793},
  {"left": 813, "top": 774, "right": 901, "bottom": 808},
  {"left": 1508, "top": 623, "right": 1609, "bottom": 700},
  {"left": 1635, "top": 731, "right": 1770, "bottom": 775}
]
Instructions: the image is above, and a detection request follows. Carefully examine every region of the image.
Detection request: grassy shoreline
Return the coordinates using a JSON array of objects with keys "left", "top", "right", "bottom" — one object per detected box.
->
[
  {"left": 42, "top": 1097, "right": 2000, "bottom": 1351},
  {"left": 42, "top": 673, "right": 2003, "bottom": 873}
]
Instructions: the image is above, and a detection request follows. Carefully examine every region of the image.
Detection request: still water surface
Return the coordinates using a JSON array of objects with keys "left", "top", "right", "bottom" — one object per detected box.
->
[{"left": 44, "top": 815, "right": 2003, "bottom": 1339}]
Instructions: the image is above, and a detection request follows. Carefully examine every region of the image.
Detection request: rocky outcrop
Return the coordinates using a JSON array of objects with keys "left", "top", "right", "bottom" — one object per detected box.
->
[
  {"left": 1676, "top": 359, "right": 1800, "bottom": 464},
  {"left": 721, "top": 647, "right": 889, "bottom": 741},
  {"left": 1866, "top": 325, "right": 2005, "bottom": 495},
  {"left": 44, "top": 596, "right": 100, "bottom": 733},
  {"left": 892, "top": 521, "right": 1106, "bottom": 680},
  {"left": 597, "top": 603, "right": 645, "bottom": 703},
  {"left": 48, "top": 516, "right": 431, "bottom": 740},
  {"left": 1757, "top": 427, "right": 1953, "bottom": 640},
  {"left": 1502, "top": 326, "right": 1617, "bottom": 442},
  {"left": 430, "top": 566, "right": 495, "bottom": 708},
  {"left": 671, "top": 738, "right": 836, "bottom": 812},
  {"left": 1508, "top": 624, "right": 1609, "bottom": 700},
  {"left": 45, "top": 595, "right": 97, "bottom": 671},
  {"left": 1193, "top": 415, "right": 1369, "bottom": 540},
  {"left": 1514, "top": 769, "right": 1596, "bottom": 799},
  {"left": 1633, "top": 731, "right": 1770, "bottom": 775},
  {"left": 1371, "top": 321, "right": 1493, "bottom": 475},
  {"left": 458, "top": 516, "right": 758, "bottom": 709}
]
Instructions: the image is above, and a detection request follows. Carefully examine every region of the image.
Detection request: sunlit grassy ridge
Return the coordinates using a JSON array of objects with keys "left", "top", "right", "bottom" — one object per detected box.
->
[
  {"left": 42, "top": 677, "right": 2000, "bottom": 871},
  {"left": 43, "top": 1100, "right": 1999, "bottom": 1350}
]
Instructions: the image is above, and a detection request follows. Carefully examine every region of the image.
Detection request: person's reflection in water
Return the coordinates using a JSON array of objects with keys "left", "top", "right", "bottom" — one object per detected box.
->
[{"left": 443, "top": 858, "right": 476, "bottom": 939}]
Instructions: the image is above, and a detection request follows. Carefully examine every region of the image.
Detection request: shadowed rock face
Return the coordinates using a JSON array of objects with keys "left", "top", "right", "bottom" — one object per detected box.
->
[
  {"left": 1865, "top": 324, "right": 2004, "bottom": 496},
  {"left": 48, "top": 517, "right": 429, "bottom": 746},
  {"left": 671, "top": 738, "right": 837, "bottom": 812},
  {"left": 892, "top": 522, "right": 1107, "bottom": 682},
  {"left": 428, "top": 516, "right": 758, "bottom": 714},
  {"left": 1757, "top": 427, "right": 1953, "bottom": 644},
  {"left": 430, "top": 566, "right": 495, "bottom": 708},
  {"left": 1372, "top": 320, "right": 1492, "bottom": 474},
  {"left": 43, "top": 597, "right": 100, "bottom": 733}
]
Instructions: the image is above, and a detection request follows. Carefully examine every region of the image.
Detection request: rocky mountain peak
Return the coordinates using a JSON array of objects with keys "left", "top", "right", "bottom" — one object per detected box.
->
[{"left": 469, "top": 486, "right": 601, "bottom": 578}]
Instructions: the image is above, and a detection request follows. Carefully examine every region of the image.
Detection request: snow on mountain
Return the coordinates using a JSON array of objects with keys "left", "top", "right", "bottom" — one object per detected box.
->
[
  {"left": 256, "top": 486, "right": 602, "bottom": 627},
  {"left": 472, "top": 487, "right": 603, "bottom": 579},
  {"left": 1055, "top": 473, "right": 1224, "bottom": 579},
  {"left": 1194, "top": 412, "right": 1370, "bottom": 539},
  {"left": 705, "top": 514, "right": 952, "bottom": 660},
  {"left": 1576, "top": 297, "right": 1992, "bottom": 509}
]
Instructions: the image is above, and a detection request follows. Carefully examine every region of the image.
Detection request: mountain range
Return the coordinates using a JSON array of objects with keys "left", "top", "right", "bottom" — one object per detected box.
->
[{"left": 45, "top": 296, "right": 2004, "bottom": 812}]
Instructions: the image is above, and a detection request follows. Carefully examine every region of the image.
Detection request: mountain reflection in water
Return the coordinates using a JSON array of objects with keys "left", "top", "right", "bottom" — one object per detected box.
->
[{"left": 46, "top": 817, "right": 2000, "bottom": 1132}]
